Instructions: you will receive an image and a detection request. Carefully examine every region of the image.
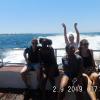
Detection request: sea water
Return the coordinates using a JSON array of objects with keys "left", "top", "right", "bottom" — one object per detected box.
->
[{"left": 0, "top": 32, "right": 100, "bottom": 64}]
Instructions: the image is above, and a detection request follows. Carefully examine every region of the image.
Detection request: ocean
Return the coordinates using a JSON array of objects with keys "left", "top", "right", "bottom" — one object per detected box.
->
[{"left": 0, "top": 32, "right": 100, "bottom": 64}]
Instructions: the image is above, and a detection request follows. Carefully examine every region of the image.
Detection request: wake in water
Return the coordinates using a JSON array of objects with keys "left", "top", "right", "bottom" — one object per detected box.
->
[{"left": 0, "top": 33, "right": 100, "bottom": 65}]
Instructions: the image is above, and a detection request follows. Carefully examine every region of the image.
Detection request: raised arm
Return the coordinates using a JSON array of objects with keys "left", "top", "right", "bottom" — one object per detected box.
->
[
  {"left": 62, "top": 23, "right": 69, "bottom": 44},
  {"left": 74, "top": 23, "right": 80, "bottom": 45}
]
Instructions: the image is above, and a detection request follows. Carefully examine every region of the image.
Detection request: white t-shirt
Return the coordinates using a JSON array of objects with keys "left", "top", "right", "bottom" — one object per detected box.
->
[{"left": 69, "top": 42, "right": 79, "bottom": 50}]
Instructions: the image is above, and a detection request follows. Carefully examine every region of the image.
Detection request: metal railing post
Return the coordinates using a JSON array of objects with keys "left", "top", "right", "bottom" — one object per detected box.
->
[
  {"left": 0, "top": 58, "right": 4, "bottom": 67},
  {"left": 54, "top": 49, "right": 57, "bottom": 60}
]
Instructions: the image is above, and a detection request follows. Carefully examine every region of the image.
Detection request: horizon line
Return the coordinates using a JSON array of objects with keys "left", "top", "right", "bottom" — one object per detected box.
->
[{"left": 0, "top": 31, "right": 100, "bottom": 34}]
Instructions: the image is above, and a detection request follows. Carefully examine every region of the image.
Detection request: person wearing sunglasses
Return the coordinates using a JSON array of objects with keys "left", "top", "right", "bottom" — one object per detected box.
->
[
  {"left": 77, "top": 39, "right": 96, "bottom": 71},
  {"left": 76, "top": 39, "right": 97, "bottom": 100},
  {"left": 62, "top": 23, "right": 80, "bottom": 50},
  {"left": 20, "top": 38, "right": 41, "bottom": 88}
]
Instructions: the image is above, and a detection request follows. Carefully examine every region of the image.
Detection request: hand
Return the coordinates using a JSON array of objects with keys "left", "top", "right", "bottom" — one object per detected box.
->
[
  {"left": 82, "top": 73, "right": 88, "bottom": 77},
  {"left": 62, "top": 23, "right": 66, "bottom": 28},
  {"left": 74, "top": 23, "right": 78, "bottom": 27}
]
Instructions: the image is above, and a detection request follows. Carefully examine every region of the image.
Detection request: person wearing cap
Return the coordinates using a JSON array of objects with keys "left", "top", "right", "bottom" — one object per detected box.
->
[
  {"left": 58, "top": 44, "right": 84, "bottom": 100},
  {"left": 62, "top": 23, "right": 80, "bottom": 50},
  {"left": 20, "top": 38, "right": 41, "bottom": 88}
]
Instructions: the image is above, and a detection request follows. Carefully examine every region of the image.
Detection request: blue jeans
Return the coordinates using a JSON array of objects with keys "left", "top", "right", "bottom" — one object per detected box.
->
[{"left": 27, "top": 63, "right": 41, "bottom": 71}]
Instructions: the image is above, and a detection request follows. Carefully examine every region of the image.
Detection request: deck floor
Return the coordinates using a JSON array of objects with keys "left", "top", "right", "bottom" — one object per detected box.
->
[
  {"left": 0, "top": 66, "right": 100, "bottom": 100},
  {"left": 0, "top": 89, "right": 92, "bottom": 100},
  {"left": 0, "top": 93, "right": 24, "bottom": 100},
  {"left": 0, "top": 90, "right": 58, "bottom": 100}
]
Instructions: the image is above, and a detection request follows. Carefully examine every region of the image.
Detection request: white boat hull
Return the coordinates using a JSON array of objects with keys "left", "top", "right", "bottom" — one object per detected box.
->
[{"left": 0, "top": 66, "right": 60, "bottom": 89}]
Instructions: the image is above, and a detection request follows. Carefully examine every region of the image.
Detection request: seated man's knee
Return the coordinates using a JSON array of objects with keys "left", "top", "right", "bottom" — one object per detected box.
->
[
  {"left": 60, "top": 75, "right": 69, "bottom": 90},
  {"left": 20, "top": 65, "right": 28, "bottom": 73},
  {"left": 21, "top": 71, "right": 29, "bottom": 80}
]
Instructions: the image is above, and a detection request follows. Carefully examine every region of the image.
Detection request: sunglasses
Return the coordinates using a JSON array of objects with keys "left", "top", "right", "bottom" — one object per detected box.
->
[
  {"left": 82, "top": 43, "right": 89, "bottom": 46},
  {"left": 32, "top": 42, "right": 35, "bottom": 44},
  {"left": 32, "top": 42, "right": 38, "bottom": 45}
]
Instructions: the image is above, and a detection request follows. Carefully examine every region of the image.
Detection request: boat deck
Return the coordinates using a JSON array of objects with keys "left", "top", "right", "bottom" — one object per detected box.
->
[
  {"left": 0, "top": 88, "right": 92, "bottom": 100},
  {"left": 0, "top": 66, "right": 77, "bottom": 100},
  {"left": 0, "top": 65, "right": 100, "bottom": 100}
]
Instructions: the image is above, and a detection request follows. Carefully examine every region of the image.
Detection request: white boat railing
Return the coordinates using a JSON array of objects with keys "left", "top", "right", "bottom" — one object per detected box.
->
[
  {"left": 0, "top": 48, "right": 100, "bottom": 67},
  {"left": 54, "top": 48, "right": 100, "bottom": 57},
  {"left": 54, "top": 48, "right": 100, "bottom": 66}
]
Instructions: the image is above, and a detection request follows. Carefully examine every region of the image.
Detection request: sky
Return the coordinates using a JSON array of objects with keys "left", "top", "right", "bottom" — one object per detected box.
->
[{"left": 0, "top": 0, "right": 100, "bottom": 33}]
